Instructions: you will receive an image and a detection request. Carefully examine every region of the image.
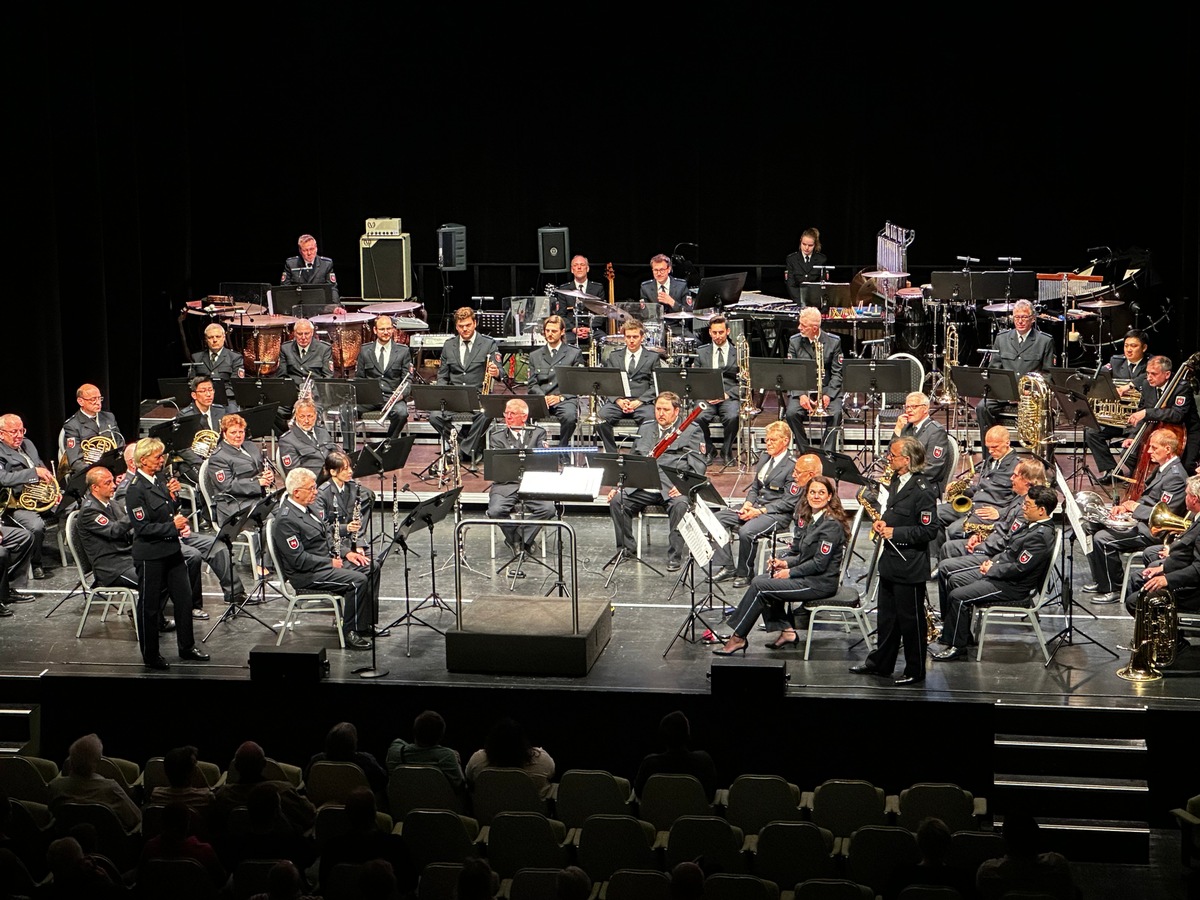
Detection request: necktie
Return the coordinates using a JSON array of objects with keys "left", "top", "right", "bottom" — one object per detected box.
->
[
  {"left": 380, "top": 344, "right": 390, "bottom": 371},
  {"left": 462, "top": 340, "right": 470, "bottom": 367},
  {"left": 300, "top": 347, "right": 307, "bottom": 360},
  {"left": 805, "top": 255, "right": 810, "bottom": 265},
  {"left": 716, "top": 346, "right": 724, "bottom": 370},
  {"left": 627, "top": 352, "right": 636, "bottom": 375},
  {"left": 211, "top": 353, "right": 218, "bottom": 366}
]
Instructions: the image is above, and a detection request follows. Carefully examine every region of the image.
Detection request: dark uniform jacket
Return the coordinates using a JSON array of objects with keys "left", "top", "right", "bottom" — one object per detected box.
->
[
  {"left": 191, "top": 348, "right": 245, "bottom": 404},
  {"left": 62, "top": 410, "right": 125, "bottom": 477},
  {"left": 1102, "top": 354, "right": 1150, "bottom": 394},
  {"left": 487, "top": 424, "right": 550, "bottom": 495},
  {"left": 281, "top": 255, "right": 338, "bottom": 301},
  {"left": 745, "top": 452, "right": 799, "bottom": 518},
  {"left": 984, "top": 519, "right": 1057, "bottom": 592},
  {"left": 278, "top": 340, "right": 335, "bottom": 384},
  {"left": 986, "top": 328, "right": 1055, "bottom": 375},
  {"left": 879, "top": 473, "right": 941, "bottom": 583},
  {"left": 779, "top": 512, "right": 845, "bottom": 596},
  {"left": 271, "top": 500, "right": 333, "bottom": 578},
  {"left": 605, "top": 347, "right": 661, "bottom": 404},
  {"left": 787, "top": 331, "right": 844, "bottom": 401},
  {"left": 315, "top": 480, "right": 373, "bottom": 550},
  {"left": 695, "top": 342, "right": 740, "bottom": 400},
  {"left": 977, "top": 496, "right": 1030, "bottom": 557},
  {"left": 551, "top": 280, "right": 605, "bottom": 334},
  {"left": 125, "top": 472, "right": 182, "bottom": 562},
  {"left": 527, "top": 343, "right": 584, "bottom": 399},
  {"left": 1161, "top": 517, "right": 1200, "bottom": 601},
  {"left": 900, "top": 417, "right": 953, "bottom": 491},
  {"left": 785, "top": 250, "right": 829, "bottom": 300},
  {"left": 75, "top": 493, "right": 134, "bottom": 586},
  {"left": 436, "top": 334, "right": 499, "bottom": 390},
  {"left": 278, "top": 425, "right": 335, "bottom": 477},
  {"left": 206, "top": 441, "right": 266, "bottom": 526},
  {"left": 639, "top": 276, "right": 692, "bottom": 314},
  {"left": 634, "top": 417, "right": 706, "bottom": 496},
  {"left": 358, "top": 341, "right": 413, "bottom": 394},
  {"left": 0, "top": 439, "right": 46, "bottom": 498},
  {"left": 968, "top": 449, "right": 1019, "bottom": 507},
  {"left": 1131, "top": 456, "right": 1189, "bottom": 534}
]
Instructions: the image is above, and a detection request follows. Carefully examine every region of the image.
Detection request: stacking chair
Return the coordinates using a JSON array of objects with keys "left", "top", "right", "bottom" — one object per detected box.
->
[
  {"left": 720, "top": 774, "right": 804, "bottom": 843},
  {"left": 974, "top": 526, "right": 1062, "bottom": 662},
  {"left": 483, "top": 812, "right": 569, "bottom": 879},
  {"left": 803, "top": 518, "right": 876, "bottom": 659},
  {"left": 265, "top": 516, "right": 345, "bottom": 648},
  {"left": 638, "top": 773, "right": 713, "bottom": 836},
  {"left": 65, "top": 510, "right": 139, "bottom": 639},
  {"left": 841, "top": 825, "right": 920, "bottom": 897},
  {"left": 197, "top": 458, "right": 260, "bottom": 570},
  {"left": 891, "top": 782, "right": 985, "bottom": 834},
  {"left": 751, "top": 821, "right": 836, "bottom": 891},
  {"left": 801, "top": 780, "right": 887, "bottom": 841},
  {"left": 576, "top": 814, "right": 658, "bottom": 884},
  {"left": 665, "top": 815, "right": 745, "bottom": 873}
]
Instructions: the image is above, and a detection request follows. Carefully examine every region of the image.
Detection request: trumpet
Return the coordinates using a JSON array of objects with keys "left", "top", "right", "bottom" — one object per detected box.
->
[{"left": 481, "top": 352, "right": 501, "bottom": 395}]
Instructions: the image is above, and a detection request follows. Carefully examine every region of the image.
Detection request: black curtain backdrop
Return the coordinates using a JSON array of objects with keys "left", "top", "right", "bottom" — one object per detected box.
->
[{"left": 11, "top": 8, "right": 1196, "bottom": 457}]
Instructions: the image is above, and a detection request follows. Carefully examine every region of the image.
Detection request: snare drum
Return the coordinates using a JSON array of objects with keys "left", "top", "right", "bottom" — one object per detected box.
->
[
  {"left": 600, "top": 333, "right": 627, "bottom": 364},
  {"left": 232, "top": 315, "right": 296, "bottom": 376}
]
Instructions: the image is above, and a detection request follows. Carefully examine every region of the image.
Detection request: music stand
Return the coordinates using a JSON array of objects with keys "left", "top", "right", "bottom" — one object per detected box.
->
[
  {"left": 694, "top": 272, "right": 747, "bottom": 311},
  {"left": 353, "top": 436, "right": 413, "bottom": 547},
  {"left": 808, "top": 449, "right": 871, "bottom": 486},
  {"left": 312, "top": 378, "right": 362, "bottom": 450},
  {"left": 842, "top": 360, "right": 909, "bottom": 465},
  {"left": 590, "top": 453, "right": 668, "bottom": 584},
  {"left": 485, "top": 449, "right": 559, "bottom": 585},
  {"left": 557, "top": 366, "right": 631, "bottom": 442},
  {"left": 950, "top": 366, "right": 1018, "bottom": 404},
  {"left": 1047, "top": 382, "right": 1103, "bottom": 489},
  {"left": 480, "top": 395, "right": 549, "bottom": 421},
  {"left": 383, "top": 487, "right": 463, "bottom": 654},
  {"left": 270, "top": 283, "right": 335, "bottom": 315},
  {"left": 411, "top": 384, "right": 479, "bottom": 482},
  {"left": 202, "top": 491, "right": 282, "bottom": 642},
  {"left": 660, "top": 470, "right": 728, "bottom": 654},
  {"left": 520, "top": 465, "right": 603, "bottom": 598},
  {"left": 234, "top": 379, "right": 294, "bottom": 423},
  {"left": 654, "top": 368, "right": 724, "bottom": 410},
  {"left": 749, "top": 358, "right": 815, "bottom": 395},
  {"left": 156, "top": 378, "right": 193, "bottom": 408}
]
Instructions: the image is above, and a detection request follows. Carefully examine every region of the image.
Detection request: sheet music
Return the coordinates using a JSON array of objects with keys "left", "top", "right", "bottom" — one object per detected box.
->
[
  {"left": 693, "top": 499, "right": 730, "bottom": 548},
  {"left": 1055, "top": 466, "right": 1091, "bottom": 555},
  {"left": 678, "top": 511, "right": 715, "bottom": 566},
  {"left": 519, "top": 467, "right": 603, "bottom": 500}
]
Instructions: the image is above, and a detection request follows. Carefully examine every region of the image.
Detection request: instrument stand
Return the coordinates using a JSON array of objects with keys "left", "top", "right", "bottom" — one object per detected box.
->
[
  {"left": 384, "top": 488, "right": 463, "bottom": 650},
  {"left": 592, "top": 455, "right": 667, "bottom": 587},
  {"left": 663, "top": 487, "right": 728, "bottom": 656},
  {"left": 411, "top": 385, "right": 478, "bottom": 484},
  {"left": 1045, "top": 514, "right": 1118, "bottom": 666},
  {"left": 202, "top": 494, "right": 282, "bottom": 643}
]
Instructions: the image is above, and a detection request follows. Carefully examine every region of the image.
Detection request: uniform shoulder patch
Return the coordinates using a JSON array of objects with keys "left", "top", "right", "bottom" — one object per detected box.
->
[
  {"left": 1161, "top": 491, "right": 1173, "bottom": 504},
  {"left": 1176, "top": 395, "right": 1186, "bottom": 406},
  {"left": 133, "top": 507, "right": 145, "bottom": 521},
  {"left": 933, "top": 445, "right": 944, "bottom": 459},
  {"left": 281, "top": 454, "right": 293, "bottom": 468},
  {"left": 1018, "top": 550, "right": 1032, "bottom": 565},
  {"left": 921, "top": 511, "right": 932, "bottom": 525},
  {"left": 215, "top": 470, "right": 226, "bottom": 483},
  {"left": 95, "top": 514, "right": 109, "bottom": 526},
  {"left": 287, "top": 535, "right": 300, "bottom": 550},
  {"left": 66, "top": 437, "right": 76, "bottom": 449},
  {"left": 820, "top": 540, "right": 832, "bottom": 555},
  {"left": 789, "top": 483, "right": 800, "bottom": 495}
]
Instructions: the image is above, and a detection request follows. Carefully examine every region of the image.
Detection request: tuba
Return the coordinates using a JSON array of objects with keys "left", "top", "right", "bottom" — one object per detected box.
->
[
  {"left": 1016, "top": 373, "right": 1053, "bottom": 455},
  {"left": 1091, "top": 381, "right": 1142, "bottom": 428},
  {"left": 1116, "top": 587, "right": 1179, "bottom": 682}
]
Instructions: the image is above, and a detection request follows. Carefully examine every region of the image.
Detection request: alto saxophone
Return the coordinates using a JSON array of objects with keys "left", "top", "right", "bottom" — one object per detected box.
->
[
  {"left": 945, "top": 451, "right": 975, "bottom": 513},
  {"left": 810, "top": 335, "right": 830, "bottom": 418}
]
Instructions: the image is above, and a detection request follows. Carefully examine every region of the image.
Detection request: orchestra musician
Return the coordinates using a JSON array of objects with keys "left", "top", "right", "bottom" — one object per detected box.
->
[
  {"left": 175, "top": 376, "right": 225, "bottom": 492},
  {"left": 281, "top": 233, "right": 338, "bottom": 302},
  {"left": 431, "top": 307, "right": 500, "bottom": 465},
  {"left": 938, "top": 459, "right": 1048, "bottom": 565},
  {"left": 607, "top": 391, "right": 706, "bottom": 573},
  {"left": 784, "top": 228, "right": 828, "bottom": 304},
  {"left": 272, "top": 467, "right": 376, "bottom": 651},
  {"left": 551, "top": 255, "right": 605, "bottom": 343},
  {"left": 61, "top": 384, "right": 125, "bottom": 479},
  {"left": 278, "top": 318, "right": 335, "bottom": 385},
  {"left": 191, "top": 323, "right": 245, "bottom": 411},
  {"left": 278, "top": 399, "right": 337, "bottom": 478},
  {"left": 937, "top": 425, "right": 1018, "bottom": 540},
  {"left": 486, "top": 398, "right": 555, "bottom": 557},
  {"left": 713, "top": 474, "right": 849, "bottom": 655},
  {"left": 315, "top": 450, "right": 374, "bottom": 555},
  {"left": 639, "top": 254, "right": 693, "bottom": 315},
  {"left": 711, "top": 425, "right": 810, "bottom": 587},
  {"left": 0, "top": 518, "right": 35, "bottom": 614},
  {"left": 783, "top": 307, "right": 844, "bottom": 452},
  {"left": 526, "top": 316, "right": 583, "bottom": 446},
  {"left": 0, "top": 413, "right": 56, "bottom": 580},
  {"left": 850, "top": 437, "right": 940, "bottom": 685},
  {"left": 1126, "top": 474, "right": 1200, "bottom": 616},
  {"left": 974, "top": 299, "right": 1054, "bottom": 440},
  {"left": 205, "top": 414, "right": 274, "bottom": 530},
  {"left": 694, "top": 315, "right": 741, "bottom": 464},
  {"left": 1083, "top": 429, "right": 1188, "bottom": 603},
  {"left": 1084, "top": 331, "right": 1150, "bottom": 482},
  {"left": 1126, "top": 355, "right": 1200, "bottom": 472},
  {"left": 932, "top": 485, "right": 1059, "bottom": 661},
  {"left": 596, "top": 319, "right": 661, "bottom": 454},
  {"left": 124, "top": 438, "right": 210, "bottom": 669},
  {"left": 893, "top": 392, "right": 953, "bottom": 492},
  {"left": 357, "top": 315, "right": 412, "bottom": 440}
]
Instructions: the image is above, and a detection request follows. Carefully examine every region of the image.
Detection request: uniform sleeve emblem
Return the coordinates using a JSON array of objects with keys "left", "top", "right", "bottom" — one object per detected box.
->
[
  {"left": 1011, "top": 520, "right": 1020, "bottom": 532},
  {"left": 282, "top": 455, "right": 293, "bottom": 467},
  {"left": 1162, "top": 491, "right": 1173, "bottom": 504},
  {"left": 933, "top": 446, "right": 944, "bottom": 459},
  {"left": 795, "top": 517, "right": 806, "bottom": 528},
  {"left": 820, "top": 541, "right": 832, "bottom": 555},
  {"left": 837, "top": 353, "right": 844, "bottom": 364},
  {"left": 921, "top": 511, "right": 932, "bottom": 525},
  {"left": 287, "top": 536, "right": 300, "bottom": 550},
  {"left": 280, "top": 273, "right": 288, "bottom": 283},
  {"left": 1019, "top": 550, "right": 1032, "bottom": 565},
  {"left": 329, "top": 272, "right": 337, "bottom": 284},
  {"left": 1176, "top": 395, "right": 1186, "bottom": 406},
  {"left": 66, "top": 437, "right": 76, "bottom": 449},
  {"left": 789, "top": 483, "right": 800, "bottom": 495},
  {"left": 133, "top": 507, "right": 145, "bottom": 521},
  {"left": 237, "top": 367, "right": 245, "bottom": 378},
  {"left": 215, "top": 470, "right": 226, "bottom": 483},
  {"left": 96, "top": 514, "right": 109, "bottom": 526}
]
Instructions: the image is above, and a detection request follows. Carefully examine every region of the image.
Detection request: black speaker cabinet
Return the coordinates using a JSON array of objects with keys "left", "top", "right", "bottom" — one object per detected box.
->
[
  {"left": 537, "top": 226, "right": 570, "bottom": 273},
  {"left": 709, "top": 657, "right": 788, "bottom": 697},
  {"left": 248, "top": 645, "right": 328, "bottom": 684},
  {"left": 437, "top": 224, "right": 467, "bottom": 271},
  {"left": 359, "top": 234, "right": 413, "bottom": 300}
]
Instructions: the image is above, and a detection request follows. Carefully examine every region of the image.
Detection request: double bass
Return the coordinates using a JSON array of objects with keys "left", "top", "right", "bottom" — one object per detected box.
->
[{"left": 1118, "top": 352, "right": 1199, "bottom": 500}]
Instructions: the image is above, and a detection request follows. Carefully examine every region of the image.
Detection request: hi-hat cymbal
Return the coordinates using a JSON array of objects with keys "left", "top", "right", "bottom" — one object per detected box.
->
[
  {"left": 1079, "top": 298, "right": 1125, "bottom": 310},
  {"left": 581, "top": 298, "right": 631, "bottom": 319},
  {"left": 983, "top": 302, "right": 1018, "bottom": 313},
  {"left": 553, "top": 287, "right": 597, "bottom": 301},
  {"left": 663, "top": 311, "right": 694, "bottom": 321},
  {"left": 863, "top": 269, "right": 909, "bottom": 279}
]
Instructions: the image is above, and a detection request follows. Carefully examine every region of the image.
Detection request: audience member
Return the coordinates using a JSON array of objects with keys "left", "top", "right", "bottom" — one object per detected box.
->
[
  {"left": 556, "top": 865, "right": 593, "bottom": 900},
  {"left": 884, "top": 817, "right": 975, "bottom": 899},
  {"left": 220, "top": 782, "right": 318, "bottom": 874},
  {"left": 465, "top": 718, "right": 555, "bottom": 800},
  {"left": 149, "top": 744, "right": 215, "bottom": 813},
  {"left": 457, "top": 857, "right": 500, "bottom": 900},
  {"left": 307, "top": 721, "right": 388, "bottom": 802},
  {"left": 669, "top": 860, "right": 706, "bottom": 900},
  {"left": 634, "top": 710, "right": 718, "bottom": 798},
  {"left": 385, "top": 709, "right": 465, "bottom": 792},
  {"left": 46, "top": 733, "right": 141, "bottom": 830},
  {"left": 976, "top": 811, "right": 1075, "bottom": 900},
  {"left": 249, "top": 860, "right": 319, "bottom": 900},
  {"left": 139, "top": 801, "right": 226, "bottom": 887},
  {"left": 42, "top": 836, "right": 124, "bottom": 899},
  {"left": 317, "top": 787, "right": 411, "bottom": 891},
  {"left": 211, "top": 741, "right": 316, "bottom": 835},
  {"left": 359, "top": 858, "right": 401, "bottom": 900}
]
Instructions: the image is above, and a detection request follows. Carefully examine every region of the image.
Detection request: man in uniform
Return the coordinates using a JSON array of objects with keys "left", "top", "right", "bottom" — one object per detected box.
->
[
  {"left": 1126, "top": 355, "right": 1200, "bottom": 472},
  {"left": 191, "top": 323, "right": 245, "bottom": 411},
  {"left": 893, "top": 391, "right": 953, "bottom": 492},
  {"left": 597, "top": 320, "right": 660, "bottom": 453},
  {"left": 1084, "top": 330, "right": 1150, "bottom": 481},
  {"left": 61, "top": 384, "right": 125, "bottom": 480},
  {"left": 639, "top": 254, "right": 692, "bottom": 314},
  {"left": 278, "top": 400, "right": 337, "bottom": 477},
  {"left": 975, "top": 299, "right": 1055, "bottom": 439},
  {"left": 551, "top": 255, "right": 605, "bottom": 343},
  {"left": 431, "top": 307, "right": 500, "bottom": 465},
  {"left": 175, "top": 376, "right": 225, "bottom": 491},
  {"left": 486, "top": 399, "right": 554, "bottom": 557},
  {"left": 1127, "top": 474, "right": 1200, "bottom": 616},
  {"left": 784, "top": 307, "right": 844, "bottom": 452},
  {"left": 526, "top": 315, "right": 583, "bottom": 446},
  {"left": 281, "top": 233, "right": 338, "bottom": 302},
  {"left": 784, "top": 228, "right": 828, "bottom": 305},
  {"left": 694, "top": 315, "right": 741, "bottom": 464},
  {"left": 937, "top": 425, "right": 1018, "bottom": 541},
  {"left": 0, "top": 413, "right": 57, "bottom": 579},
  {"left": 357, "top": 315, "right": 413, "bottom": 440},
  {"left": 278, "top": 319, "right": 335, "bottom": 384}
]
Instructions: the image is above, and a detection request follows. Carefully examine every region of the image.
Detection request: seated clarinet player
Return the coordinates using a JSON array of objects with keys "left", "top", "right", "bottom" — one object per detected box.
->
[{"left": 713, "top": 475, "right": 850, "bottom": 655}]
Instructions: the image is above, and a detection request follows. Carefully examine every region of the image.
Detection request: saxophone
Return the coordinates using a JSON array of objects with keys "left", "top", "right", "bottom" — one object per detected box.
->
[
  {"left": 809, "top": 335, "right": 829, "bottom": 418},
  {"left": 945, "top": 451, "right": 975, "bottom": 513},
  {"left": 854, "top": 463, "right": 894, "bottom": 543},
  {"left": 1016, "top": 373, "right": 1053, "bottom": 454}
]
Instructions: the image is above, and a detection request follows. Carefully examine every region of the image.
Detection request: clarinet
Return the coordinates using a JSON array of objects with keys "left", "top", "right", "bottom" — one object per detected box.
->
[
  {"left": 332, "top": 506, "right": 343, "bottom": 558},
  {"left": 392, "top": 474, "right": 400, "bottom": 539}
]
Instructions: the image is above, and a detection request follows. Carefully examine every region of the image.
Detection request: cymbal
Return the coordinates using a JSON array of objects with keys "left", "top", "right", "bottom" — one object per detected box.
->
[
  {"left": 983, "top": 302, "right": 1018, "bottom": 313},
  {"left": 1079, "top": 298, "right": 1125, "bottom": 309},
  {"left": 361, "top": 301, "right": 422, "bottom": 314},
  {"left": 229, "top": 314, "right": 297, "bottom": 328},
  {"left": 212, "top": 303, "right": 267, "bottom": 317},
  {"left": 553, "top": 287, "right": 596, "bottom": 301},
  {"left": 311, "top": 311, "right": 374, "bottom": 324},
  {"left": 581, "top": 298, "right": 631, "bottom": 320},
  {"left": 863, "top": 269, "right": 909, "bottom": 279},
  {"left": 393, "top": 316, "right": 430, "bottom": 331},
  {"left": 663, "top": 311, "right": 694, "bottom": 321}
]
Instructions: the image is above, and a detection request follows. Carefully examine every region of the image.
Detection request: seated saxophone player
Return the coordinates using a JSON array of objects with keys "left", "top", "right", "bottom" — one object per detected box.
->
[
  {"left": 278, "top": 399, "right": 337, "bottom": 478},
  {"left": 61, "top": 384, "right": 125, "bottom": 480},
  {"left": 1083, "top": 428, "right": 1188, "bottom": 603},
  {"left": 526, "top": 315, "right": 583, "bottom": 446},
  {"left": 1084, "top": 331, "right": 1149, "bottom": 482},
  {"left": 783, "top": 307, "right": 844, "bottom": 453},
  {"left": 606, "top": 391, "right": 706, "bottom": 573},
  {"left": 694, "top": 315, "right": 741, "bottom": 464},
  {"left": 974, "top": 300, "right": 1055, "bottom": 442},
  {"left": 1126, "top": 474, "right": 1200, "bottom": 617},
  {"left": 711, "top": 426, "right": 812, "bottom": 588},
  {"left": 175, "top": 376, "right": 225, "bottom": 493},
  {"left": 357, "top": 315, "right": 412, "bottom": 440},
  {"left": 937, "top": 426, "right": 1018, "bottom": 540},
  {"left": 938, "top": 459, "right": 1047, "bottom": 566},
  {"left": 486, "top": 398, "right": 555, "bottom": 557},
  {"left": 192, "top": 323, "right": 245, "bottom": 412},
  {"left": 272, "top": 467, "right": 377, "bottom": 651},
  {"left": 892, "top": 392, "right": 953, "bottom": 492},
  {"left": 1126, "top": 355, "right": 1200, "bottom": 472},
  {"left": 597, "top": 319, "right": 661, "bottom": 453},
  {"left": 932, "top": 485, "right": 1059, "bottom": 661},
  {"left": 430, "top": 307, "right": 500, "bottom": 465},
  {"left": 0, "top": 413, "right": 58, "bottom": 580},
  {"left": 714, "top": 476, "right": 850, "bottom": 655},
  {"left": 316, "top": 450, "right": 374, "bottom": 555}
]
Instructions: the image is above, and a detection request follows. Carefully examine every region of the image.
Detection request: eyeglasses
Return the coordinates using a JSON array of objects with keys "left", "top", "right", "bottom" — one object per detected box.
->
[
  {"left": 1012, "top": 314, "right": 1033, "bottom": 321},
  {"left": 903, "top": 404, "right": 927, "bottom": 411},
  {"left": 0, "top": 427, "right": 26, "bottom": 435},
  {"left": 80, "top": 395, "right": 103, "bottom": 402}
]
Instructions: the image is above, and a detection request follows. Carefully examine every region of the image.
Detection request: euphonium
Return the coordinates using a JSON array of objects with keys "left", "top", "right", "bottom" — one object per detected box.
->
[
  {"left": 1016, "top": 373, "right": 1053, "bottom": 454},
  {"left": 1149, "top": 502, "right": 1190, "bottom": 539},
  {"left": 1116, "top": 587, "right": 1179, "bottom": 682}
]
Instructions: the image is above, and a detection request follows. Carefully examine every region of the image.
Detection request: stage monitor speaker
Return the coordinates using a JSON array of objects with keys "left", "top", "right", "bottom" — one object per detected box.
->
[
  {"left": 709, "top": 657, "right": 788, "bottom": 698},
  {"left": 249, "top": 645, "right": 329, "bottom": 684},
  {"left": 538, "top": 226, "right": 570, "bottom": 273},
  {"left": 438, "top": 223, "right": 467, "bottom": 271},
  {"left": 360, "top": 233, "right": 413, "bottom": 300}
]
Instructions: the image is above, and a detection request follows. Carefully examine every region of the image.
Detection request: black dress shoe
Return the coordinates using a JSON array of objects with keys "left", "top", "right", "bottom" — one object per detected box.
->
[
  {"left": 666, "top": 559, "right": 681, "bottom": 572},
  {"left": 362, "top": 625, "right": 391, "bottom": 638},
  {"left": 712, "top": 568, "right": 734, "bottom": 584},
  {"left": 733, "top": 576, "right": 751, "bottom": 588},
  {"left": 0, "top": 604, "right": 12, "bottom": 618},
  {"left": 180, "top": 647, "right": 210, "bottom": 661},
  {"left": 159, "top": 618, "right": 177, "bottom": 633},
  {"left": 228, "top": 592, "right": 247, "bottom": 606},
  {"left": 894, "top": 675, "right": 925, "bottom": 685},
  {"left": 6, "top": 591, "right": 36, "bottom": 603},
  {"left": 849, "top": 663, "right": 883, "bottom": 675},
  {"left": 933, "top": 646, "right": 966, "bottom": 661},
  {"left": 32, "top": 566, "right": 47, "bottom": 580},
  {"left": 344, "top": 633, "right": 372, "bottom": 650},
  {"left": 144, "top": 657, "right": 171, "bottom": 670}
]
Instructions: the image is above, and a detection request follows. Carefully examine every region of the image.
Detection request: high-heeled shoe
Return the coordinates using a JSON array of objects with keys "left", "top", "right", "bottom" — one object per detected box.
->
[
  {"left": 765, "top": 631, "right": 800, "bottom": 650},
  {"left": 712, "top": 638, "right": 748, "bottom": 656}
]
